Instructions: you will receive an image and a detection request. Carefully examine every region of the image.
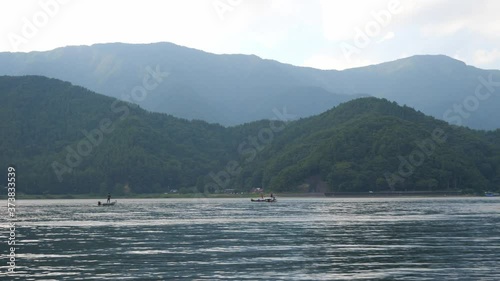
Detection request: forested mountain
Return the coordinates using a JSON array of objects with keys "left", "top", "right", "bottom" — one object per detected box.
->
[
  {"left": 0, "top": 43, "right": 499, "bottom": 129},
  {"left": 1, "top": 76, "right": 499, "bottom": 195},
  {"left": 1, "top": 76, "right": 235, "bottom": 194},
  {"left": 236, "top": 99, "right": 500, "bottom": 193}
]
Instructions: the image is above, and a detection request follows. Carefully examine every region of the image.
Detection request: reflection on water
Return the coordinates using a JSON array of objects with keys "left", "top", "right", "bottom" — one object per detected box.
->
[{"left": 1, "top": 198, "right": 500, "bottom": 280}]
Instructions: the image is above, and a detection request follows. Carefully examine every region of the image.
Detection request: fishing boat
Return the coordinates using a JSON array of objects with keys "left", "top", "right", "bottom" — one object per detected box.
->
[
  {"left": 485, "top": 192, "right": 500, "bottom": 197},
  {"left": 98, "top": 200, "right": 117, "bottom": 206},
  {"left": 251, "top": 197, "right": 276, "bottom": 202}
]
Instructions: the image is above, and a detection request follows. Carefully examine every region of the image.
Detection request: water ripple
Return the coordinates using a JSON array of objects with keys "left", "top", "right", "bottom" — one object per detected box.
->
[{"left": 1, "top": 197, "right": 499, "bottom": 280}]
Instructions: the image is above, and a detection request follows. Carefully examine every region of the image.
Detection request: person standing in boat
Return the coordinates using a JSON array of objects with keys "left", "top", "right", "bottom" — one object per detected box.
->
[{"left": 107, "top": 193, "right": 111, "bottom": 203}]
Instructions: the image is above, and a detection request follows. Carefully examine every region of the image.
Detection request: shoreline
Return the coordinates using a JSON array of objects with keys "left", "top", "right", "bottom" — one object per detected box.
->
[{"left": 0, "top": 192, "right": 486, "bottom": 200}]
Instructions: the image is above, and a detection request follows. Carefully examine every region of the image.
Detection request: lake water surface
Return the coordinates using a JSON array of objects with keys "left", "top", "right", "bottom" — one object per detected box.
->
[{"left": 1, "top": 197, "right": 500, "bottom": 280}]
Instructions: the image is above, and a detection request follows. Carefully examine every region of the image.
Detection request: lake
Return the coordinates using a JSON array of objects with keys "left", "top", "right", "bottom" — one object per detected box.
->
[{"left": 1, "top": 197, "right": 500, "bottom": 280}]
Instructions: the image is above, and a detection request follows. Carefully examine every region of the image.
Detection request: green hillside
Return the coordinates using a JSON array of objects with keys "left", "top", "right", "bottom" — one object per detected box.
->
[
  {"left": 1, "top": 76, "right": 499, "bottom": 195},
  {"left": 0, "top": 76, "right": 238, "bottom": 194},
  {"left": 237, "top": 99, "right": 500, "bottom": 193}
]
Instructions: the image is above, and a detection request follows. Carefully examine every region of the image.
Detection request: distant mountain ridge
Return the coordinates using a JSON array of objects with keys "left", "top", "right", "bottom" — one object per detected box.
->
[{"left": 0, "top": 42, "right": 499, "bottom": 129}]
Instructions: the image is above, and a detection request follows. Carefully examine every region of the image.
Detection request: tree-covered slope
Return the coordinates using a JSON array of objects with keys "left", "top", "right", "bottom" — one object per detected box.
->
[
  {"left": 235, "top": 98, "right": 500, "bottom": 193},
  {"left": 1, "top": 76, "right": 499, "bottom": 195},
  {"left": 0, "top": 76, "right": 237, "bottom": 194}
]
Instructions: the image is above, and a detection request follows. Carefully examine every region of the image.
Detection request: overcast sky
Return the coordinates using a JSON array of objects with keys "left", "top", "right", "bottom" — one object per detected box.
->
[{"left": 1, "top": 0, "right": 499, "bottom": 70}]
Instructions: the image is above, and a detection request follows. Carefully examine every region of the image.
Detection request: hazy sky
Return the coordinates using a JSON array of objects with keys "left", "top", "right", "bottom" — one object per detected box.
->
[{"left": 1, "top": 0, "right": 499, "bottom": 70}]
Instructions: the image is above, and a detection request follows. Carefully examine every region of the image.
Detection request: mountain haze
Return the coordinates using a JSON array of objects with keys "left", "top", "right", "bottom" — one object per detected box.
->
[
  {"left": 1, "top": 43, "right": 499, "bottom": 129},
  {"left": 0, "top": 43, "right": 358, "bottom": 125}
]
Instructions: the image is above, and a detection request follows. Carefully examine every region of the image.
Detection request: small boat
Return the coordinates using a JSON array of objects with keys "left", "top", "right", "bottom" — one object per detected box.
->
[
  {"left": 485, "top": 192, "right": 500, "bottom": 197},
  {"left": 251, "top": 197, "right": 276, "bottom": 202},
  {"left": 98, "top": 200, "right": 117, "bottom": 206}
]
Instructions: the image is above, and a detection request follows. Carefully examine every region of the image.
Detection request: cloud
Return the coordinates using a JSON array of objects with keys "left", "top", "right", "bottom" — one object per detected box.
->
[
  {"left": 413, "top": 0, "right": 500, "bottom": 39},
  {"left": 377, "top": 31, "right": 395, "bottom": 43},
  {"left": 474, "top": 49, "right": 500, "bottom": 66},
  {"left": 1, "top": 0, "right": 500, "bottom": 70},
  {"left": 270, "top": 0, "right": 301, "bottom": 16},
  {"left": 321, "top": 0, "right": 500, "bottom": 70},
  {"left": 302, "top": 54, "right": 373, "bottom": 70},
  {"left": 420, "top": 20, "right": 467, "bottom": 37},
  {"left": 319, "top": 0, "right": 412, "bottom": 43}
]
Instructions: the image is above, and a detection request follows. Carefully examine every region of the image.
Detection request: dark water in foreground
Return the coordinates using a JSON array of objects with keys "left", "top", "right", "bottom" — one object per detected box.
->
[{"left": 1, "top": 197, "right": 500, "bottom": 280}]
